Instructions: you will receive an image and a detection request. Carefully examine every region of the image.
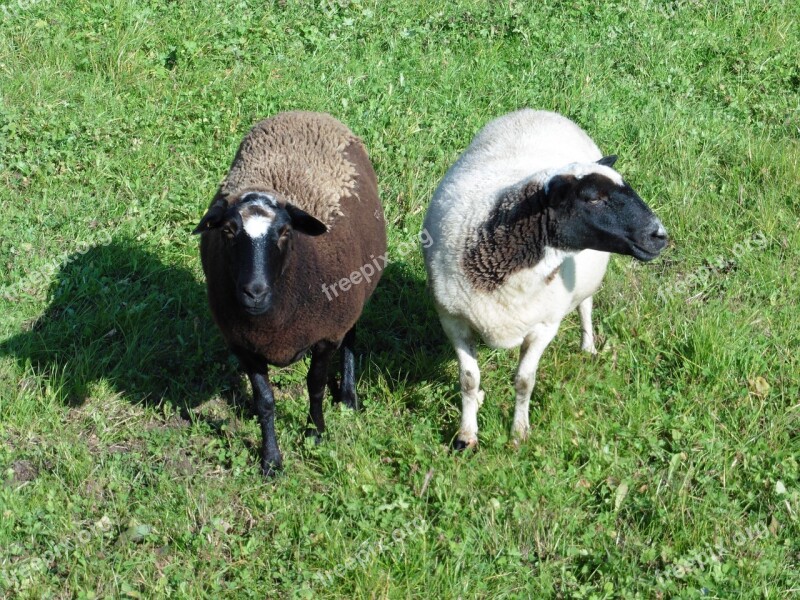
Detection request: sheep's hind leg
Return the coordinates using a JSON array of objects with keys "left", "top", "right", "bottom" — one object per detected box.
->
[
  {"left": 512, "top": 323, "right": 560, "bottom": 444},
  {"left": 578, "top": 296, "right": 597, "bottom": 354},
  {"left": 243, "top": 363, "right": 283, "bottom": 478},
  {"left": 306, "top": 342, "right": 336, "bottom": 442},
  {"left": 441, "top": 315, "right": 483, "bottom": 450},
  {"left": 338, "top": 325, "right": 359, "bottom": 410}
]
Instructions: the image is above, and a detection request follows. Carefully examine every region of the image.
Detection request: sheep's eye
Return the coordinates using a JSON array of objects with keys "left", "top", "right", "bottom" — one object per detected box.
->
[
  {"left": 223, "top": 227, "right": 236, "bottom": 240},
  {"left": 582, "top": 192, "right": 606, "bottom": 206},
  {"left": 277, "top": 228, "right": 292, "bottom": 251}
]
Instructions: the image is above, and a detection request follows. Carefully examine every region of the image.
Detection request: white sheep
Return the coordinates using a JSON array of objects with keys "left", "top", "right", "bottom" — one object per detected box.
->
[{"left": 423, "top": 109, "right": 668, "bottom": 449}]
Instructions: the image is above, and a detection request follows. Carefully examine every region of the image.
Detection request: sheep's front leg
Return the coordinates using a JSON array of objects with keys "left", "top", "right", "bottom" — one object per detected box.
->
[
  {"left": 338, "top": 325, "right": 359, "bottom": 410},
  {"left": 246, "top": 368, "right": 283, "bottom": 477},
  {"left": 441, "top": 315, "right": 483, "bottom": 450},
  {"left": 578, "top": 296, "right": 597, "bottom": 354},
  {"left": 512, "top": 322, "right": 560, "bottom": 443},
  {"left": 306, "top": 342, "right": 335, "bottom": 441}
]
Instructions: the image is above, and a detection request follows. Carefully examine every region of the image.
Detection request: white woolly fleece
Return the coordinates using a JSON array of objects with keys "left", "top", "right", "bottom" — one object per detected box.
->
[{"left": 423, "top": 109, "right": 614, "bottom": 349}]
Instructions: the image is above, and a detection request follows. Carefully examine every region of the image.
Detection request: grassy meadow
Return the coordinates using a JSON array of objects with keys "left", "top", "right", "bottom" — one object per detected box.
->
[{"left": 1, "top": 0, "right": 799, "bottom": 597}]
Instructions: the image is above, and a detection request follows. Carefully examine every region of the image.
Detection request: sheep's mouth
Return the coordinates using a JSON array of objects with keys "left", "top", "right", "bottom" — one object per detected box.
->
[
  {"left": 630, "top": 242, "right": 665, "bottom": 262},
  {"left": 242, "top": 304, "right": 270, "bottom": 316}
]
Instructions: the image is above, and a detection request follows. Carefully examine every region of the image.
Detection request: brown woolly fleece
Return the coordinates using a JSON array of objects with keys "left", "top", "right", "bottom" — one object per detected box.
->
[
  {"left": 200, "top": 112, "right": 387, "bottom": 366},
  {"left": 219, "top": 111, "right": 361, "bottom": 227}
]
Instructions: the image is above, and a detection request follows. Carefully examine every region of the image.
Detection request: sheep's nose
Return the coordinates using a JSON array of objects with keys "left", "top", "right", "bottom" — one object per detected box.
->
[
  {"left": 241, "top": 282, "right": 269, "bottom": 303},
  {"left": 650, "top": 220, "right": 668, "bottom": 243}
]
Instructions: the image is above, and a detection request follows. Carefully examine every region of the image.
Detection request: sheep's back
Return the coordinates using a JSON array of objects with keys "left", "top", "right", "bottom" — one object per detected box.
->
[
  {"left": 220, "top": 111, "right": 365, "bottom": 229},
  {"left": 203, "top": 112, "right": 386, "bottom": 362},
  {"left": 423, "top": 109, "right": 605, "bottom": 323},
  {"left": 429, "top": 110, "right": 602, "bottom": 231},
  {"left": 220, "top": 110, "right": 385, "bottom": 296}
]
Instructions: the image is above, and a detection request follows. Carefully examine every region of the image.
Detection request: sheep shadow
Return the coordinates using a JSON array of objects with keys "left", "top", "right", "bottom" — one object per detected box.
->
[
  {"left": 357, "top": 261, "right": 565, "bottom": 446},
  {"left": 0, "top": 241, "right": 460, "bottom": 448},
  {"left": 0, "top": 239, "right": 246, "bottom": 416},
  {"left": 359, "top": 261, "right": 450, "bottom": 381},
  {"left": 355, "top": 261, "right": 461, "bottom": 439}
]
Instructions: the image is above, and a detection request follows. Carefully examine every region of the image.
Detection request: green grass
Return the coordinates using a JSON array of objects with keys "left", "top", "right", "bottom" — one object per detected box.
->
[{"left": 1, "top": 0, "right": 799, "bottom": 597}]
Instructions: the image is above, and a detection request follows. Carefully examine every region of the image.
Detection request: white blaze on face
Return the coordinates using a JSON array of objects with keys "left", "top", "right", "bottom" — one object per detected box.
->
[
  {"left": 243, "top": 213, "right": 274, "bottom": 238},
  {"left": 241, "top": 198, "right": 278, "bottom": 239}
]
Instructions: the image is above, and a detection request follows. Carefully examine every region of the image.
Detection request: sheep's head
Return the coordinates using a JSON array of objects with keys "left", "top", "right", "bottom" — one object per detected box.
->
[
  {"left": 194, "top": 191, "right": 327, "bottom": 315},
  {"left": 544, "top": 157, "right": 668, "bottom": 261}
]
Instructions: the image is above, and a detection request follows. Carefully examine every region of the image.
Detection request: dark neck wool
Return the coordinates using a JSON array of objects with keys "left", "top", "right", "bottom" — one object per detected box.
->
[{"left": 462, "top": 180, "right": 551, "bottom": 292}]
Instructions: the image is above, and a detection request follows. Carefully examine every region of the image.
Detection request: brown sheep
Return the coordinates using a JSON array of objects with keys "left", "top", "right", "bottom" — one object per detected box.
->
[{"left": 194, "top": 111, "right": 387, "bottom": 476}]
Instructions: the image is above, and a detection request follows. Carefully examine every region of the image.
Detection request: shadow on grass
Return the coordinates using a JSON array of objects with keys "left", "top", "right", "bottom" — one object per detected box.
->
[
  {"left": 0, "top": 238, "right": 245, "bottom": 414},
  {"left": 0, "top": 241, "right": 458, "bottom": 442},
  {"left": 359, "top": 261, "right": 451, "bottom": 382},
  {"left": 357, "top": 261, "right": 460, "bottom": 441}
]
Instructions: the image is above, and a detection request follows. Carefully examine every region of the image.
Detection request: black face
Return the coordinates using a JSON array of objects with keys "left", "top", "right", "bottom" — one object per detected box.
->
[
  {"left": 225, "top": 205, "right": 289, "bottom": 315},
  {"left": 193, "top": 192, "right": 327, "bottom": 316},
  {"left": 545, "top": 171, "right": 668, "bottom": 261}
]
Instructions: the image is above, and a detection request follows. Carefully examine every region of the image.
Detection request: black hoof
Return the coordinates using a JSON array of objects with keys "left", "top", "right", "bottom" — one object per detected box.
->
[
  {"left": 341, "top": 392, "right": 360, "bottom": 411},
  {"left": 261, "top": 457, "right": 283, "bottom": 478},
  {"left": 453, "top": 439, "right": 477, "bottom": 452},
  {"left": 304, "top": 428, "right": 323, "bottom": 445}
]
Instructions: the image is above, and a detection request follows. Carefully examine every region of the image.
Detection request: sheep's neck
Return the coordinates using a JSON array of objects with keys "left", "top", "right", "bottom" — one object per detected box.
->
[{"left": 462, "top": 181, "right": 551, "bottom": 292}]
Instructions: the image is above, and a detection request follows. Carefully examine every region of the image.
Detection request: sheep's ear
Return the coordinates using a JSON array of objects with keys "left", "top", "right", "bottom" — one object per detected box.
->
[
  {"left": 597, "top": 155, "right": 618, "bottom": 168},
  {"left": 192, "top": 199, "right": 227, "bottom": 234},
  {"left": 285, "top": 204, "right": 327, "bottom": 236},
  {"left": 545, "top": 174, "right": 578, "bottom": 205}
]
